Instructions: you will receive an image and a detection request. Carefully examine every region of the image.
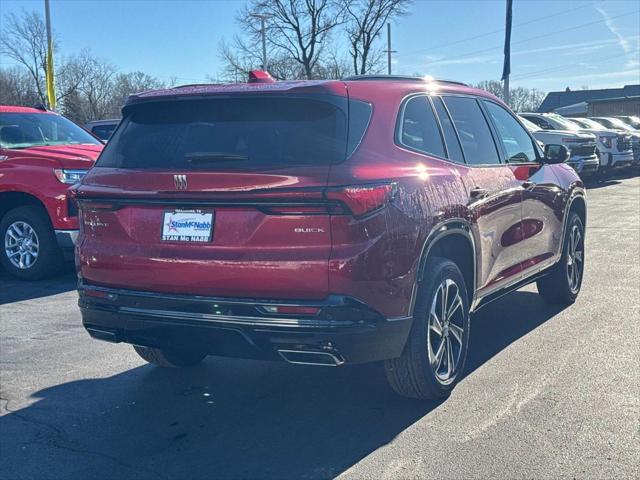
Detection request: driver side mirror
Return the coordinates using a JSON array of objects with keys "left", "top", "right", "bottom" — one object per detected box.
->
[{"left": 543, "top": 144, "right": 570, "bottom": 164}]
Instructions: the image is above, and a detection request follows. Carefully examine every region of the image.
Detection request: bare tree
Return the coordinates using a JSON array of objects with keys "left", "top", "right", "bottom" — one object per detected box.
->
[
  {"left": 343, "top": 0, "right": 410, "bottom": 75},
  {"left": 235, "top": 0, "right": 343, "bottom": 79},
  {"left": 0, "top": 10, "right": 53, "bottom": 104},
  {"left": 0, "top": 67, "right": 41, "bottom": 106},
  {"left": 219, "top": 37, "right": 305, "bottom": 81},
  {"left": 474, "top": 80, "right": 545, "bottom": 112}
]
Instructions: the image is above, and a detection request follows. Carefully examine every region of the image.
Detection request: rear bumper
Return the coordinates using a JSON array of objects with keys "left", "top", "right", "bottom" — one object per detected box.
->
[{"left": 78, "top": 284, "right": 413, "bottom": 365}]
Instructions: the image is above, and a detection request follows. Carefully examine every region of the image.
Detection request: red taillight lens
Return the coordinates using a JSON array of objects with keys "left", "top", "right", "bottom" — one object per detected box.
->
[{"left": 325, "top": 183, "right": 397, "bottom": 217}]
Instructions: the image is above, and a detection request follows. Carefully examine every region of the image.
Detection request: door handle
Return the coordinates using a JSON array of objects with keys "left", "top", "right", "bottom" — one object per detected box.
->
[
  {"left": 522, "top": 181, "right": 537, "bottom": 191},
  {"left": 469, "top": 187, "right": 489, "bottom": 200}
]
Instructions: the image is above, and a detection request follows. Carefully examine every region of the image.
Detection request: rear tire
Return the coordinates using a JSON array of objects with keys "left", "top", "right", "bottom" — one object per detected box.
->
[
  {"left": 0, "top": 205, "right": 63, "bottom": 280},
  {"left": 384, "top": 257, "right": 471, "bottom": 400},
  {"left": 133, "top": 345, "right": 206, "bottom": 368},
  {"left": 537, "top": 212, "right": 584, "bottom": 305}
]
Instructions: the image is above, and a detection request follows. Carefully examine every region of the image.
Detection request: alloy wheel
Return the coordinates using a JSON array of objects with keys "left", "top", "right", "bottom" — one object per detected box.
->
[
  {"left": 566, "top": 224, "right": 583, "bottom": 294},
  {"left": 4, "top": 221, "right": 39, "bottom": 270},
  {"left": 427, "top": 278, "right": 465, "bottom": 385}
]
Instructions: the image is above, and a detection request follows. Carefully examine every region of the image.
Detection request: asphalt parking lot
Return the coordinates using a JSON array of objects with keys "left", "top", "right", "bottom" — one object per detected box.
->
[{"left": 1, "top": 174, "right": 638, "bottom": 480}]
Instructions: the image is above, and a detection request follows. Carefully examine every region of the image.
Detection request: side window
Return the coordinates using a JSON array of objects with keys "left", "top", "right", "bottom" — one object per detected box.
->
[
  {"left": 432, "top": 97, "right": 465, "bottom": 163},
  {"left": 398, "top": 96, "right": 446, "bottom": 158},
  {"left": 443, "top": 96, "right": 501, "bottom": 165},
  {"left": 483, "top": 101, "right": 538, "bottom": 163},
  {"left": 526, "top": 116, "right": 551, "bottom": 130}
]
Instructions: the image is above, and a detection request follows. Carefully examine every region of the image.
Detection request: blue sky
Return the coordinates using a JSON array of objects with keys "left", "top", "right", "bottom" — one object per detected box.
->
[{"left": 1, "top": 0, "right": 638, "bottom": 92}]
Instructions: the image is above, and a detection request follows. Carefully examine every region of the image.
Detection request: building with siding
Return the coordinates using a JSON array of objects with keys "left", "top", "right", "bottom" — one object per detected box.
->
[{"left": 538, "top": 84, "right": 640, "bottom": 117}]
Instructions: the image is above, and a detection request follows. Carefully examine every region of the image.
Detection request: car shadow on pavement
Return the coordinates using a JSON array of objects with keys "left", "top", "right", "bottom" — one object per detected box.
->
[
  {"left": 0, "top": 289, "right": 564, "bottom": 480},
  {"left": 0, "top": 266, "right": 76, "bottom": 305}
]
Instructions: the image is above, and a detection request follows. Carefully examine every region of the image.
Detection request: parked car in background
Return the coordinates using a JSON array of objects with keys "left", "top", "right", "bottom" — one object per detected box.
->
[
  {"left": 519, "top": 115, "right": 599, "bottom": 177},
  {"left": 75, "top": 74, "right": 587, "bottom": 401},
  {"left": 613, "top": 115, "right": 640, "bottom": 129},
  {"left": 0, "top": 105, "right": 103, "bottom": 279},
  {"left": 85, "top": 119, "right": 119, "bottom": 141},
  {"left": 588, "top": 117, "right": 640, "bottom": 165},
  {"left": 570, "top": 118, "right": 640, "bottom": 169},
  {"left": 521, "top": 113, "right": 633, "bottom": 175}
]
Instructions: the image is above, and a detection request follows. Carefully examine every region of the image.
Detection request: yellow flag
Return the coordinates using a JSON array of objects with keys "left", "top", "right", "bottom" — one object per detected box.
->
[{"left": 46, "top": 40, "right": 56, "bottom": 110}]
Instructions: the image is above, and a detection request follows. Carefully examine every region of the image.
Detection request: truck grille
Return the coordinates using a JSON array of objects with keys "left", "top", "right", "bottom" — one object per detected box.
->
[
  {"left": 570, "top": 143, "right": 597, "bottom": 157},
  {"left": 617, "top": 135, "right": 632, "bottom": 152}
]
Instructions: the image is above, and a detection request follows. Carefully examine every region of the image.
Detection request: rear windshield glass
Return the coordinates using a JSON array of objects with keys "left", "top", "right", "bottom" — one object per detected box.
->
[{"left": 97, "top": 96, "right": 350, "bottom": 170}]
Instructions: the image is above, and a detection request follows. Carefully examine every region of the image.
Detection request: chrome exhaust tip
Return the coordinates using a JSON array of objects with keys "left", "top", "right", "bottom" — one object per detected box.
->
[{"left": 277, "top": 349, "right": 345, "bottom": 367}]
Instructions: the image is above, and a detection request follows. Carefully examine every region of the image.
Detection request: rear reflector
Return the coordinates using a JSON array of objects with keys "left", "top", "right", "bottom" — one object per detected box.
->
[
  {"left": 325, "top": 183, "right": 397, "bottom": 217},
  {"left": 261, "top": 305, "right": 320, "bottom": 315}
]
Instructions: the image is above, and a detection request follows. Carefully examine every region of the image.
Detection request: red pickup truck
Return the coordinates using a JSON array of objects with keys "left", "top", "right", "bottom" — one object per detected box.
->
[{"left": 0, "top": 105, "right": 103, "bottom": 279}]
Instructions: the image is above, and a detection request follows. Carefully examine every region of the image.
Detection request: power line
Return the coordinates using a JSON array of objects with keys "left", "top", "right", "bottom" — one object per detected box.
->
[
  {"left": 510, "top": 51, "right": 633, "bottom": 82},
  {"left": 397, "top": 3, "right": 590, "bottom": 59},
  {"left": 400, "top": 9, "right": 638, "bottom": 70}
]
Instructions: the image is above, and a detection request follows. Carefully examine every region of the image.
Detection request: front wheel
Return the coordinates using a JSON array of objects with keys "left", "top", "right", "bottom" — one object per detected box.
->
[
  {"left": 384, "top": 257, "right": 471, "bottom": 400},
  {"left": 133, "top": 345, "right": 207, "bottom": 368},
  {"left": 0, "top": 205, "right": 63, "bottom": 280},
  {"left": 537, "top": 212, "right": 584, "bottom": 305}
]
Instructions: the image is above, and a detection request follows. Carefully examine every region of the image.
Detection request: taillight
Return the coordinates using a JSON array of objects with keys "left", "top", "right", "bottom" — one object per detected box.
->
[{"left": 325, "top": 183, "right": 397, "bottom": 217}]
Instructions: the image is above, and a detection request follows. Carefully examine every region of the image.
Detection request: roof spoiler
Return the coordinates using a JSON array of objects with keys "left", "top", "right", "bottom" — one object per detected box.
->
[{"left": 248, "top": 70, "right": 275, "bottom": 83}]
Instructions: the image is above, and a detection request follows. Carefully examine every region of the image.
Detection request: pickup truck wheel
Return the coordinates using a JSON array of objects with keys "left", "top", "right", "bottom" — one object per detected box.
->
[
  {"left": 0, "top": 205, "right": 63, "bottom": 280},
  {"left": 537, "top": 212, "right": 584, "bottom": 305},
  {"left": 384, "top": 257, "right": 470, "bottom": 400},
  {"left": 133, "top": 345, "right": 206, "bottom": 368}
]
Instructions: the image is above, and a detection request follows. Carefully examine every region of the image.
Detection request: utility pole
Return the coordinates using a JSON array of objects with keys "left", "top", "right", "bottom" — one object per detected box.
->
[
  {"left": 250, "top": 13, "right": 270, "bottom": 72},
  {"left": 44, "top": 0, "right": 55, "bottom": 110},
  {"left": 384, "top": 23, "right": 397, "bottom": 75},
  {"left": 502, "top": 0, "right": 513, "bottom": 106}
]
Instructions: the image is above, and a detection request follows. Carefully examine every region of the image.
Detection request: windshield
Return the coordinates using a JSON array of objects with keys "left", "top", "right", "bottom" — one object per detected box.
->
[
  {"left": 518, "top": 116, "right": 541, "bottom": 132},
  {"left": 0, "top": 113, "right": 101, "bottom": 149},
  {"left": 594, "top": 118, "right": 634, "bottom": 131},
  {"left": 580, "top": 118, "right": 609, "bottom": 129},
  {"left": 97, "top": 96, "right": 354, "bottom": 170},
  {"left": 547, "top": 114, "right": 581, "bottom": 131}
]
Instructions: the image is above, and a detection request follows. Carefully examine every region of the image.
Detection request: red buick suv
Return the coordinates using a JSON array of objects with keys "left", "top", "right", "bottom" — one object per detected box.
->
[{"left": 75, "top": 74, "right": 586, "bottom": 400}]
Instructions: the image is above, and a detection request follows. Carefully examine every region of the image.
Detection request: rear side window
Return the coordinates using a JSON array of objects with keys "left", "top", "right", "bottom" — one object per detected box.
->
[
  {"left": 397, "top": 96, "right": 446, "bottom": 158},
  {"left": 483, "top": 101, "right": 538, "bottom": 163},
  {"left": 97, "top": 96, "right": 347, "bottom": 170},
  {"left": 443, "top": 96, "right": 501, "bottom": 165},
  {"left": 432, "top": 97, "right": 465, "bottom": 164}
]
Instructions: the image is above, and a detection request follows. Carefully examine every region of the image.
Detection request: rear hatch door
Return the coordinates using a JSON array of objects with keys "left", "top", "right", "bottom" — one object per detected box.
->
[{"left": 77, "top": 93, "right": 350, "bottom": 299}]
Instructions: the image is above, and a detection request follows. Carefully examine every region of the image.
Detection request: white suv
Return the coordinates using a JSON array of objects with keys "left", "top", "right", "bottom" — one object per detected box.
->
[
  {"left": 521, "top": 113, "right": 633, "bottom": 174},
  {"left": 519, "top": 116, "right": 599, "bottom": 177}
]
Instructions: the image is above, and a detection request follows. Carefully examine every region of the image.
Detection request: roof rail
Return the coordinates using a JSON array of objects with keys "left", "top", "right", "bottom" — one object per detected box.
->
[{"left": 343, "top": 75, "right": 468, "bottom": 87}]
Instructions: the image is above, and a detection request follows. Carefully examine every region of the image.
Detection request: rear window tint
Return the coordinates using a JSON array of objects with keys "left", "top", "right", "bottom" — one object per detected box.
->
[
  {"left": 432, "top": 97, "right": 465, "bottom": 164},
  {"left": 398, "top": 96, "right": 446, "bottom": 158},
  {"left": 443, "top": 96, "right": 501, "bottom": 166},
  {"left": 97, "top": 96, "right": 348, "bottom": 170}
]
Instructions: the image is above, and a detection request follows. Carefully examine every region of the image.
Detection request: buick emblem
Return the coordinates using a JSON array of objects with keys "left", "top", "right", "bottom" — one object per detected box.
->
[{"left": 173, "top": 174, "right": 188, "bottom": 190}]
